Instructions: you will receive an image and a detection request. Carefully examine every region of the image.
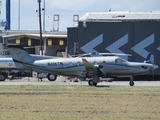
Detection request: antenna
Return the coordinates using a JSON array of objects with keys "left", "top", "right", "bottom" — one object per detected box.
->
[
  {"left": 53, "top": 14, "right": 59, "bottom": 32},
  {"left": 73, "top": 15, "right": 79, "bottom": 27}
]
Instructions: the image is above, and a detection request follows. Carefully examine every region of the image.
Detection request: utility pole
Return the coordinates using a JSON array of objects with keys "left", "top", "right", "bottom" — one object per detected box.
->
[
  {"left": 37, "top": 0, "right": 43, "bottom": 55},
  {"left": 18, "top": 0, "right": 20, "bottom": 30},
  {"left": 43, "top": 0, "right": 45, "bottom": 32}
]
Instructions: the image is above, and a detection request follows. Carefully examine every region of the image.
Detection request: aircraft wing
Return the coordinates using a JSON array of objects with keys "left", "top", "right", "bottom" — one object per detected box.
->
[
  {"left": 81, "top": 58, "right": 104, "bottom": 78},
  {"left": 82, "top": 58, "right": 96, "bottom": 69}
]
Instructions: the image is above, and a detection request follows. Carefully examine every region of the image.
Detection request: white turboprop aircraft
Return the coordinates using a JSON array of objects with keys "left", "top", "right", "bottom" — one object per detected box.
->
[{"left": 7, "top": 44, "right": 158, "bottom": 86}]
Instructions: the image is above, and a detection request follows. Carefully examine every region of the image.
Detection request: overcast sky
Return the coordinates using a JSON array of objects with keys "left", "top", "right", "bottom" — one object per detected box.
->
[{"left": 0, "top": 0, "right": 160, "bottom": 31}]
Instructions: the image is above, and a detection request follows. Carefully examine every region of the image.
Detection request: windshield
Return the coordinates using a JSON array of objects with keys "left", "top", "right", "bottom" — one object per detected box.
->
[{"left": 115, "top": 58, "right": 127, "bottom": 64}]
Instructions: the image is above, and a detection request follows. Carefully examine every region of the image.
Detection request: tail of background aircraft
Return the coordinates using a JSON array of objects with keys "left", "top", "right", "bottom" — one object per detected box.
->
[
  {"left": 144, "top": 52, "right": 152, "bottom": 63},
  {"left": 130, "top": 52, "right": 152, "bottom": 63},
  {"left": 7, "top": 44, "right": 34, "bottom": 69}
]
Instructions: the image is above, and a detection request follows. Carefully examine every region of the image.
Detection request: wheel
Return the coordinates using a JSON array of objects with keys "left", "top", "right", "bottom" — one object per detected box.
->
[
  {"left": 88, "top": 80, "right": 97, "bottom": 86},
  {"left": 47, "top": 74, "right": 57, "bottom": 81},
  {"left": 129, "top": 81, "right": 134, "bottom": 86},
  {"left": 0, "top": 73, "right": 7, "bottom": 81},
  {"left": 88, "top": 79, "right": 94, "bottom": 86},
  {"left": 93, "top": 82, "right": 97, "bottom": 86}
]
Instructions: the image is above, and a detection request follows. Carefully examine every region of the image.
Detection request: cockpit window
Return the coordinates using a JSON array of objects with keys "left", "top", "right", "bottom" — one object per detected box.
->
[{"left": 115, "top": 58, "right": 126, "bottom": 64}]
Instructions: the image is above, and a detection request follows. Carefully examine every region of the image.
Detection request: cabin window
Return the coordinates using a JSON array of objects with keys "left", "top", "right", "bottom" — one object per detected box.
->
[
  {"left": 77, "top": 62, "right": 80, "bottom": 66},
  {"left": 92, "top": 60, "right": 98, "bottom": 65},
  {"left": 69, "top": 62, "right": 72, "bottom": 66},
  {"left": 102, "top": 61, "right": 106, "bottom": 64}
]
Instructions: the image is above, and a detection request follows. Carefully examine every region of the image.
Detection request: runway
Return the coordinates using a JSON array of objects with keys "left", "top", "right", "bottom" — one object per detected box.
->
[{"left": 0, "top": 76, "right": 160, "bottom": 86}]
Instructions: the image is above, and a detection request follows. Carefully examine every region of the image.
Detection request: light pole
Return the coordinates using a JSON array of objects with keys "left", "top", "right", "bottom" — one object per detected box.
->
[{"left": 37, "top": 0, "right": 43, "bottom": 55}]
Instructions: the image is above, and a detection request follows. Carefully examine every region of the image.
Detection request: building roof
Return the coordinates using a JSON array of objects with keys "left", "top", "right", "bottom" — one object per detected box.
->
[
  {"left": 0, "top": 30, "right": 67, "bottom": 37},
  {"left": 2, "top": 34, "right": 67, "bottom": 39},
  {"left": 79, "top": 11, "right": 160, "bottom": 22}
]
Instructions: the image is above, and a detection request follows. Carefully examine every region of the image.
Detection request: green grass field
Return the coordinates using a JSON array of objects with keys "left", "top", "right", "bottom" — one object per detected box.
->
[{"left": 0, "top": 85, "right": 160, "bottom": 120}]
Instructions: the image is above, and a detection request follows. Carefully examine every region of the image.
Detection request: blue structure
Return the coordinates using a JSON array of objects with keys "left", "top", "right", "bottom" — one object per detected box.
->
[{"left": 5, "top": 0, "right": 10, "bottom": 30}]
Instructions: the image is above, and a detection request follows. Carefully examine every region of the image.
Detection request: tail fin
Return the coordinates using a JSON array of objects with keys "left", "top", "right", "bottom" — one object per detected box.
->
[
  {"left": 7, "top": 44, "right": 34, "bottom": 69},
  {"left": 144, "top": 52, "right": 152, "bottom": 63}
]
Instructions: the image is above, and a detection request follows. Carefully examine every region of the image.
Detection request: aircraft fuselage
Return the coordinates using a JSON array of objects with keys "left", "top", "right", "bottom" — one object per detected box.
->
[{"left": 33, "top": 56, "right": 156, "bottom": 77}]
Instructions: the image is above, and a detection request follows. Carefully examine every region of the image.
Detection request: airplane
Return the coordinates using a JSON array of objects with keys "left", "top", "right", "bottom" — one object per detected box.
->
[
  {"left": 0, "top": 54, "right": 61, "bottom": 69},
  {"left": 70, "top": 52, "right": 132, "bottom": 58},
  {"left": 0, "top": 55, "right": 58, "bottom": 80},
  {"left": 7, "top": 44, "right": 158, "bottom": 86},
  {"left": 0, "top": 54, "right": 62, "bottom": 81}
]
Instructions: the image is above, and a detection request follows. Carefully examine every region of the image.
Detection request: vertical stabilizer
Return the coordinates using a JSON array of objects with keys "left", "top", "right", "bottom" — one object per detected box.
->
[{"left": 7, "top": 44, "right": 34, "bottom": 69}]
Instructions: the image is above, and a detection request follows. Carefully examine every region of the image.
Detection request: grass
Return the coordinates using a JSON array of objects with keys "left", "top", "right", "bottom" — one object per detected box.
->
[{"left": 0, "top": 85, "right": 160, "bottom": 120}]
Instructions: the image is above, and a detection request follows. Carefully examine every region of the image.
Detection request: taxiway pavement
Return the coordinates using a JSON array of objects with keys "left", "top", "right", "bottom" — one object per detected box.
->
[{"left": 0, "top": 76, "right": 160, "bottom": 86}]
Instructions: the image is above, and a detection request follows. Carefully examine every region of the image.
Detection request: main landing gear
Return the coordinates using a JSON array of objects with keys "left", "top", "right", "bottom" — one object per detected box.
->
[
  {"left": 47, "top": 74, "right": 57, "bottom": 81},
  {"left": 88, "top": 79, "right": 97, "bottom": 86},
  {"left": 88, "top": 75, "right": 99, "bottom": 86}
]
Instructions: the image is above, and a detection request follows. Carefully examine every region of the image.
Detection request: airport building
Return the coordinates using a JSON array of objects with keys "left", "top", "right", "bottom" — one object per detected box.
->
[
  {"left": 67, "top": 11, "right": 160, "bottom": 78},
  {"left": 0, "top": 30, "right": 67, "bottom": 57}
]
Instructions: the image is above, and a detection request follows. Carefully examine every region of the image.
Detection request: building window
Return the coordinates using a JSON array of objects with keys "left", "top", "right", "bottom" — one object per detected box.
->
[
  {"left": 16, "top": 39, "right": 20, "bottom": 44},
  {"left": 28, "top": 39, "right": 31, "bottom": 46},
  {"left": 59, "top": 40, "right": 64, "bottom": 46},
  {"left": 48, "top": 39, "right": 52, "bottom": 46}
]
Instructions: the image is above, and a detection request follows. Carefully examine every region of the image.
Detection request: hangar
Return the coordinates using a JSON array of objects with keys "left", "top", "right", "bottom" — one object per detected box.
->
[{"left": 67, "top": 11, "right": 160, "bottom": 78}]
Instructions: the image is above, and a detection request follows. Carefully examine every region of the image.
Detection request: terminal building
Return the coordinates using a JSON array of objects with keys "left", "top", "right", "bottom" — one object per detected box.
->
[{"left": 67, "top": 11, "right": 160, "bottom": 79}]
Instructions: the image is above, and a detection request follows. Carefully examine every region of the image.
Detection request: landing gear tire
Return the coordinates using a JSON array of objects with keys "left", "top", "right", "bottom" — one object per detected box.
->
[
  {"left": 47, "top": 74, "right": 57, "bottom": 81},
  {"left": 129, "top": 81, "right": 134, "bottom": 86},
  {"left": 88, "top": 80, "right": 97, "bottom": 86},
  {"left": 0, "top": 73, "right": 7, "bottom": 81}
]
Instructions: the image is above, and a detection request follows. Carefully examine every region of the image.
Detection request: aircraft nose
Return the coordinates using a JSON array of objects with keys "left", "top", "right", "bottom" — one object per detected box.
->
[{"left": 152, "top": 64, "right": 159, "bottom": 70}]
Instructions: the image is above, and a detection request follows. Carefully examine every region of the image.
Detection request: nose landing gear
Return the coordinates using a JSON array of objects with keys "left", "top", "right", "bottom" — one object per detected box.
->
[{"left": 129, "top": 76, "right": 134, "bottom": 86}]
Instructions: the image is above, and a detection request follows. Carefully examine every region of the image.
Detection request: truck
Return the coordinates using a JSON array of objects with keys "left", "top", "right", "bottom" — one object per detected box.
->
[{"left": 0, "top": 57, "right": 31, "bottom": 81}]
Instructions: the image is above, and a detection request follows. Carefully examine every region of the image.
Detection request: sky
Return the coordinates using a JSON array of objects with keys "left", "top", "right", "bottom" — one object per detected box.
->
[{"left": 0, "top": 0, "right": 160, "bottom": 31}]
